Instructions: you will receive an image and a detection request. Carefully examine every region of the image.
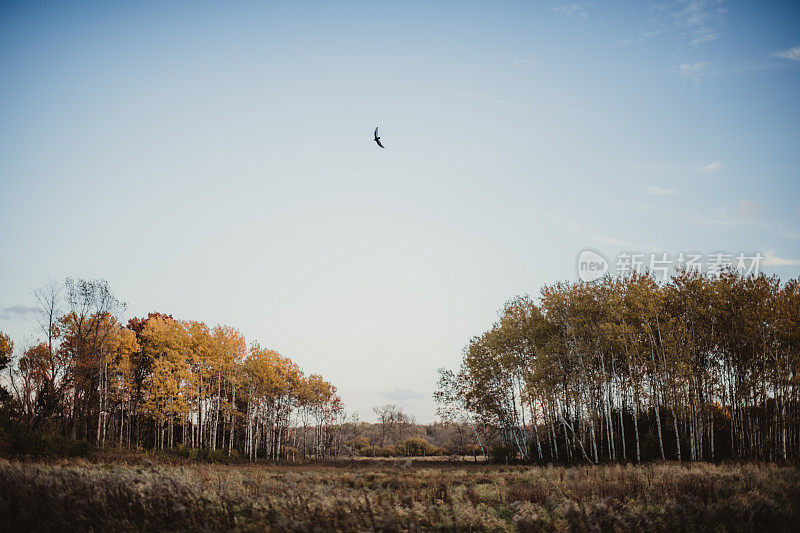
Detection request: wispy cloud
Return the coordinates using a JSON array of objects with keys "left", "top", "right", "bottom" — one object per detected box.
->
[
  {"left": 0, "top": 304, "right": 38, "bottom": 321},
  {"left": 763, "top": 250, "right": 800, "bottom": 266},
  {"left": 513, "top": 59, "right": 540, "bottom": 67},
  {"left": 587, "top": 231, "right": 657, "bottom": 250},
  {"left": 774, "top": 46, "right": 800, "bottom": 61},
  {"left": 380, "top": 388, "right": 423, "bottom": 401},
  {"left": 688, "top": 207, "right": 757, "bottom": 227},
  {"left": 688, "top": 214, "right": 744, "bottom": 227},
  {"left": 637, "top": 1, "right": 727, "bottom": 79},
  {"left": 587, "top": 233, "right": 658, "bottom": 252},
  {"left": 528, "top": 209, "right": 657, "bottom": 251},
  {"left": 551, "top": 2, "right": 595, "bottom": 20},
  {"left": 698, "top": 160, "right": 723, "bottom": 174},
  {"left": 676, "top": 0, "right": 726, "bottom": 46},
  {"left": 592, "top": 234, "right": 634, "bottom": 246},
  {"left": 646, "top": 186, "right": 679, "bottom": 196},
  {"left": 735, "top": 200, "right": 762, "bottom": 220},
  {"left": 679, "top": 61, "right": 712, "bottom": 80}
]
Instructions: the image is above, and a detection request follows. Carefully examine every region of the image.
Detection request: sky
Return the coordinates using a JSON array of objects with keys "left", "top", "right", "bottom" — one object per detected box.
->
[{"left": 1, "top": 1, "right": 798, "bottom": 423}]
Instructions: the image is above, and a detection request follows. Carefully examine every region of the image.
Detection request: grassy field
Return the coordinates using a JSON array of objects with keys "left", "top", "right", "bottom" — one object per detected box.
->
[{"left": 1, "top": 459, "right": 799, "bottom": 532}]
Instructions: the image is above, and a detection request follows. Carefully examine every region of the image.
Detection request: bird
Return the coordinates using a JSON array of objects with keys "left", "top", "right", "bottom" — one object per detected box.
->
[{"left": 374, "top": 126, "right": 385, "bottom": 148}]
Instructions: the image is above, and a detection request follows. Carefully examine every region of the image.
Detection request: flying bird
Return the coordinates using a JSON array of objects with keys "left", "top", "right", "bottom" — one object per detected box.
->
[{"left": 373, "top": 126, "right": 385, "bottom": 148}]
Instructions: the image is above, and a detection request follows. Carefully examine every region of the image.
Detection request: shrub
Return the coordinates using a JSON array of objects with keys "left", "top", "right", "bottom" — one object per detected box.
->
[
  {"left": 0, "top": 425, "right": 95, "bottom": 459},
  {"left": 488, "top": 444, "right": 516, "bottom": 464},
  {"left": 349, "top": 436, "right": 372, "bottom": 456},
  {"left": 160, "top": 445, "right": 240, "bottom": 463},
  {"left": 376, "top": 445, "right": 396, "bottom": 457},
  {"left": 165, "top": 444, "right": 193, "bottom": 459},
  {"left": 395, "top": 437, "right": 441, "bottom": 457}
]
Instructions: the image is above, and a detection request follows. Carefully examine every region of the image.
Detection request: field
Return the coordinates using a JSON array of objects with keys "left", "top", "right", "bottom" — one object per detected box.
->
[{"left": 1, "top": 459, "right": 799, "bottom": 532}]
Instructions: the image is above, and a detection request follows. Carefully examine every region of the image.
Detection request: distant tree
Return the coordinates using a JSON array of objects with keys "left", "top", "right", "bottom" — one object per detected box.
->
[
  {"left": 0, "top": 332, "right": 14, "bottom": 401},
  {"left": 10, "top": 343, "right": 52, "bottom": 428},
  {"left": 372, "top": 404, "right": 414, "bottom": 446}
]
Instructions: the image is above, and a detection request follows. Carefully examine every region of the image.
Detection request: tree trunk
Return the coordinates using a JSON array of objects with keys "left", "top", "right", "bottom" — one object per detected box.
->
[{"left": 672, "top": 409, "right": 682, "bottom": 461}]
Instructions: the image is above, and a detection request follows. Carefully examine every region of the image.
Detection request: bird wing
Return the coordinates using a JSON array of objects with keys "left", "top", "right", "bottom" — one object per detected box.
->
[
  {"left": 376, "top": 138, "right": 385, "bottom": 148},
  {"left": 374, "top": 127, "right": 379, "bottom": 138}
]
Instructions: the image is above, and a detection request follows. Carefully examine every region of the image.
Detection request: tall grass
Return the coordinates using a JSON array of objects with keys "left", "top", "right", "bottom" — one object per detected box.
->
[{"left": 1, "top": 460, "right": 798, "bottom": 531}]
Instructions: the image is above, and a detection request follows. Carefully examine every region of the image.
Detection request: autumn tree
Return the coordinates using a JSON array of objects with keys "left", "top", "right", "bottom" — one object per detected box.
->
[
  {"left": 59, "top": 278, "right": 126, "bottom": 443},
  {"left": 0, "top": 332, "right": 12, "bottom": 402},
  {"left": 2, "top": 279, "right": 343, "bottom": 460},
  {"left": 439, "top": 271, "right": 800, "bottom": 464}
]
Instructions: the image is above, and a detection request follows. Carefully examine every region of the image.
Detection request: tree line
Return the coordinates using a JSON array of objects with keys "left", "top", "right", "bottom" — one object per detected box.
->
[
  {"left": 0, "top": 278, "right": 342, "bottom": 461},
  {"left": 436, "top": 271, "right": 800, "bottom": 464}
]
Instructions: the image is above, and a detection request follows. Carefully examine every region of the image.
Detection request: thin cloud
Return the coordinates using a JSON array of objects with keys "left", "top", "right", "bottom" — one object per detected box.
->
[
  {"left": 698, "top": 161, "right": 723, "bottom": 174},
  {"left": 527, "top": 208, "right": 658, "bottom": 252},
  {"left": 688, "top": 208, "right": 755, "bottom": 227},
  {"left": 679, "top": 61, "right": 711, "bottom": 80},
  {"left": 639, "top": 2, "right": 725, "bottom": 79},
  {"left": 380, "top": 388, "right": 423, "bottom": 401},
  {"left": 590, "top": 233, "right": 658, "bottom": 251},
  {"left": 592, "top": 234, "right": 629, "bottom": 246},
  {"left": 735, "top": 201, "right": 762, "bottom": 220},
  {"left": 690, "top": 27, "right": 719, "bottom": 46},
  {"left": 678, "top": 0, "right": 726, "bottom": 46},
  {"left": 763, "top": 250, "right": 800, "bottom": 266},
  {"left": 551, "top": 2, "right": 595, "bottom": 20},
  {"left": 513, "top": 59, "right": 540, "bottom": 67},
  {"left": 646, "top": 1, "right": 726, "bottom": 45},
  {"left": 774, "top": 46, "right": 800, "bottom": 61},
  {"left": 646, "top": 186, "right": 679, "bottom": 196},
  {"left": 0, "top": 304, "right": 38, "bottom": 321}
]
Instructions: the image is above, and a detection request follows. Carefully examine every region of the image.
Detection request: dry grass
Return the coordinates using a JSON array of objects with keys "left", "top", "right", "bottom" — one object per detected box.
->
[{"left": 1, "top": 459, "right": 798, "bottom": 531}]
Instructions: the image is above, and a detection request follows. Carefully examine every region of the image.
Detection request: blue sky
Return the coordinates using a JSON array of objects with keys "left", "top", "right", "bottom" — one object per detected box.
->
[{"left": 1, "top": 1, "right": 798, "bottom": 422}]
